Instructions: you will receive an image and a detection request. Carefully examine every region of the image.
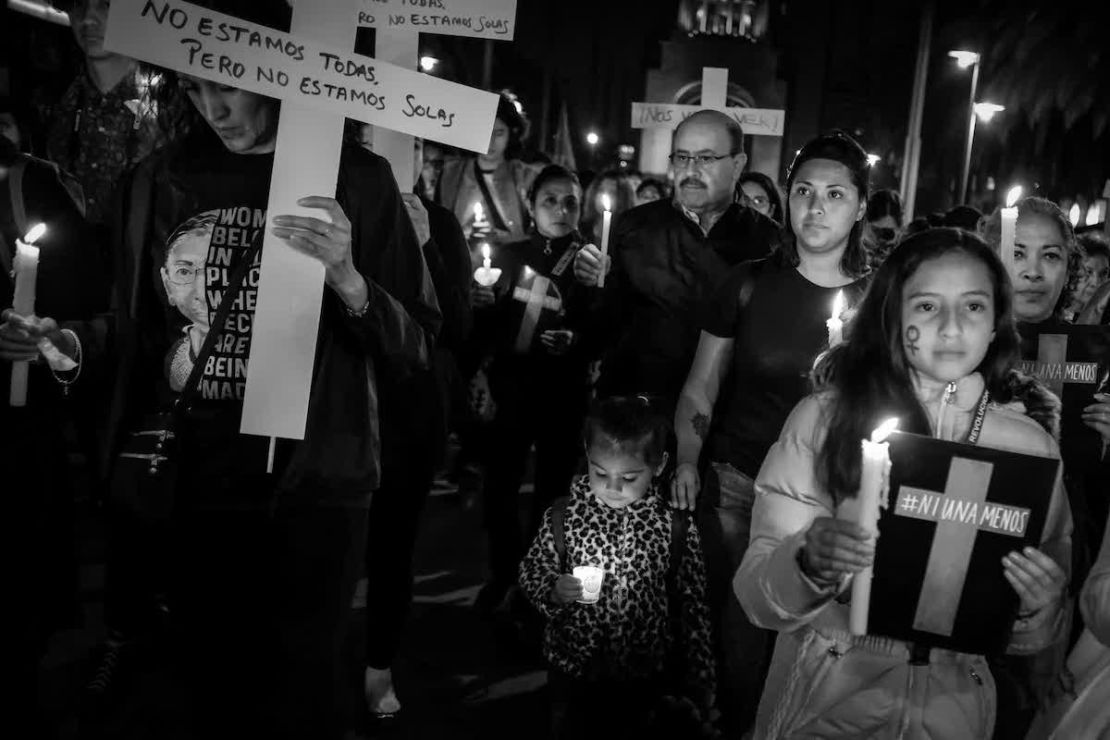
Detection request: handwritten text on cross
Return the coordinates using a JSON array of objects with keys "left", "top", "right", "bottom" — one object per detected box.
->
[
  {"left": 894, "top": 457, "right": 1029, "bottom": 636},
  {"left": 357, "top": 0, "right": 516, "bottom": 39},
  {"left": 108, "top": 0, "right": 497, "bottom": 153}
]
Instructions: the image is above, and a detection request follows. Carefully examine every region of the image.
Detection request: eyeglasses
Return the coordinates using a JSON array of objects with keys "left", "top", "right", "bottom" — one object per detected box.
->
[
  {"left": 167, "top": 264, "right": 206, "bottom": 286},
  {"left": 669, "top": 152, "right": 733, "bottom": 169}
]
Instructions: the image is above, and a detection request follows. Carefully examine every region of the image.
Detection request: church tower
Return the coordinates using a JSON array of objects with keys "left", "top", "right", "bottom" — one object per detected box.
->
[{"left": 639, "top": 0, "right": 785, "bottom": 179}]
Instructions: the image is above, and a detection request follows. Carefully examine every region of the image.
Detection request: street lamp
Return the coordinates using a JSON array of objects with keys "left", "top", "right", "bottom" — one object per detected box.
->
[
  {"left": 973, "top": 102, "right": 1005, "bottom": 123},
  {"left": 586, "top": 131, "right": 600, "bottom": 146},
  {"left": 950, "top": 50, "right": 981, "bottom": 205}
]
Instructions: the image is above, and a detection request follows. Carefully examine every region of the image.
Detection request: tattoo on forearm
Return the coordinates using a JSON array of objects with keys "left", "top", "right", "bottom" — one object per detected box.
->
[
  {"left": 692, "top": 413, "right": 710, "bottom": 441},
  {"left": 905, "top": 325, "right": 920, "bottom": 356}
]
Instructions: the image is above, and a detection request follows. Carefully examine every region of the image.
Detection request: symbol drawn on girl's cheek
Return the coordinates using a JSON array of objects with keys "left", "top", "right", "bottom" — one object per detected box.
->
[{"left": 906, "top": 325, "right": 921, "bottom": 355}]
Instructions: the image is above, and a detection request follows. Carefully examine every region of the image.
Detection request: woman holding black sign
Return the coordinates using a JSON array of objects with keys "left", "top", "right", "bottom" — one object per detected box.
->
[{"left": 736, "top": 229, "right": 1071, "bottom": 739}]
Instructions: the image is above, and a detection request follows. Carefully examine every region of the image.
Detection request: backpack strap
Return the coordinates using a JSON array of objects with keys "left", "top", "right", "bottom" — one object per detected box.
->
[{"left": 550, "top": 495, "right": 571, "bottom": 572}]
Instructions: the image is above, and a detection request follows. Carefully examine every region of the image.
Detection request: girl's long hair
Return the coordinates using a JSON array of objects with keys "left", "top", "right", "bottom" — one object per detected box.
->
[{"left": 812, "top": 228, "right": 1021, "bottom": 502}]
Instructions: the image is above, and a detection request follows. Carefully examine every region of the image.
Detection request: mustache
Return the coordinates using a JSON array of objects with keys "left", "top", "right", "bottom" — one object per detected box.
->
[{"left": 679, "top": 177, "right": 706, "bottom": 188}]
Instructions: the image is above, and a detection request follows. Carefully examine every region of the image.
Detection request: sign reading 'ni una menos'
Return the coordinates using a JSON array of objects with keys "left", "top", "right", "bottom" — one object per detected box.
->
[
  {"left": 1018, "top": 323, "right": 1110, "bottom": 455},
  {"left": 868, "top": 432, "right": 1058, "bottom": 655}
]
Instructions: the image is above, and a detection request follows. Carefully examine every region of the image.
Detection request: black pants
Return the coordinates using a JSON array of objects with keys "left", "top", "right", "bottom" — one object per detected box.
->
[
  {"left": 482, "top": 372, "right": 586, "bottom": 588},
  {"left": 364, "top": 440, "right": 436, "bottom": 670},
  {"left": 174, "top": 501, "right": 368, "bottom": 739}
]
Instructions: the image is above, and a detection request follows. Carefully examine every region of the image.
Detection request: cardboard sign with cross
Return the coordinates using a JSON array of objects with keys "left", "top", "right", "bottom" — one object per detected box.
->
[
  {"left": 630, "top": 67, "right": 785, "bottom": 137},
  {"left": 105, "top": 0, "right": 507, "bottom": 441},
  {"left": 866, "top": 432, "right": 1058, "bottom": 655}
]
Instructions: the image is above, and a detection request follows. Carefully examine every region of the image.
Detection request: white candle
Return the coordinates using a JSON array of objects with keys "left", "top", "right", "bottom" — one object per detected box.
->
[
  {"left": 1000, "top": 186, "right": 1023, "bottom": 278},
  {"left": 848, "top": 417, "right": 898, "bottom": 636},
  {"left": 10, "top": 223, "right": 47, "bottom": 407},
  {"left": 472, "top": 201, "right": 488, "bottom": 230},
  {"left": 597, "top": 193, "right": 613, "bottom": 289},
  {"left": 826, "top": 290, "right": 845, "bottom": 347},
  {"left": 473, "top": 242, "right": 501, "bottom": 287}
]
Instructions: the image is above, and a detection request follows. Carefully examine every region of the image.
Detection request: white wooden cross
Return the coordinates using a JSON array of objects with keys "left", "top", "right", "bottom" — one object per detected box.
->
[
  {"left": 104, "top": 0, "right": 504, "bottom": 442},
  {"left": 357, "top": 0, "right": 518, "bottom": 192}
]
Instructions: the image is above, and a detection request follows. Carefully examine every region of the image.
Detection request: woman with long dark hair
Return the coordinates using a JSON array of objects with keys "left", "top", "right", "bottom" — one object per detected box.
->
[
  {"left": 736, "top": 228, "right": 1071, "bottom": 739},
  {"left": 673, "top": 131, "right": 872, "bottom": 732}
]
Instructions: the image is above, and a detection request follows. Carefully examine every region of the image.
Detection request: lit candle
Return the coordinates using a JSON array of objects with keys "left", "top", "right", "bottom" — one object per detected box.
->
[
  {"left": 473, "top": 242, "right": 502, "bottom": 287},
  {"left": 597, "top": 193, "right": 613, "bottom": 288},
  {"left": 826, "top": 290, "right": 845, "bottom": 347},
  {"left": 472, "top": 201, "right": 489, "bottom": 232},
  {"left": 1000, "top": 186, "right": 1023, "bottom": 278},
  {"left": 10, "top": 223, "right": 47, "bottom": 407},
  {"left": 844, "top": 417, "right": 898, "bottom": 636}
]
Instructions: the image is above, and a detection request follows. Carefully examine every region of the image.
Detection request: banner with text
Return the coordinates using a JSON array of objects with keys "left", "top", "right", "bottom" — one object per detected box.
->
[
  {"left": 631, "top": 102, "right": 785, "bottom": 137},
  {"left": 357, "top": 0, "right": 516, "bottom": 40},
  {"left": 105, "top": 0, "right": 498, "bottom": 153}
]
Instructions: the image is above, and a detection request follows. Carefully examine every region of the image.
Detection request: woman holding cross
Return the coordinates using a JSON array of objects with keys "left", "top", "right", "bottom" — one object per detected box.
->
[{"left": 102, "top": 3, "right": 441, "bottom": 733}]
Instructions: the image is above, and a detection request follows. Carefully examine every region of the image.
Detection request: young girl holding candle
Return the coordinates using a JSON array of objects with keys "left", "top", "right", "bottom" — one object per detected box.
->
[
  {"left": 518, "top": 396, "right": 716, "bottom": 739},
  {"left": 736, "top": 228, "right": 1072, "bottom": 739}
]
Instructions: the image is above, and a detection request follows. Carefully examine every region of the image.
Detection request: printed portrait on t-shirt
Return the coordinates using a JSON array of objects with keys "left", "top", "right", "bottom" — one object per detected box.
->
[
  {"left": 161, "top": 211, "right": 216, "bottom": 392},
  {"left": 160, "top": 205, "right": 264, "bottom": 398}
]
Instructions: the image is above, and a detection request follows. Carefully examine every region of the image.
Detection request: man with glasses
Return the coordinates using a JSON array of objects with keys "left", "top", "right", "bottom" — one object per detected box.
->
[{"left": 573, "top": 110, "right": 779, "bottom": 411}]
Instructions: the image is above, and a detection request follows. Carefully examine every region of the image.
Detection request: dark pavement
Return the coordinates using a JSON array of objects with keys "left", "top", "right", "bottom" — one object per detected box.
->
[{"left": 38, "top": 473, "right": 552, "bottom": 739}]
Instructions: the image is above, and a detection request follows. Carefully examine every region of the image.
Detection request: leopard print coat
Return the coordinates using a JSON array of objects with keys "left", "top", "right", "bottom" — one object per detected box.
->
[{"left": 519, "top": 476, "right": 716, "bottom": 705}]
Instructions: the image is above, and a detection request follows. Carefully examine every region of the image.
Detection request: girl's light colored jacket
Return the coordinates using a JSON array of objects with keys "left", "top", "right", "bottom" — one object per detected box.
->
[{"left": 736, "top": 371, "right": 1072, "bottom": 740}]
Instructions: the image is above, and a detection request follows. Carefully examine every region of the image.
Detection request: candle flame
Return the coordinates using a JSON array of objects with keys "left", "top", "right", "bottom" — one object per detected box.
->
[
  {"left": 870, "top": 418, "right": 899, "bottom": 443},
  {"left": 481, "top": 243, "right": 491, "bottom": 260},
  {"left": 1004, "top": 186, "right": 1023, "bottom": 208},
  {"left": 830, "top": 290, "right": 845, "bottom": 320},
  {"left": 24, "top": 223, "right": 47, "bottom": 244},
  {"left": 473, "top": 202, "right": 485, "bottom": 220},
  {"left": 1068, "top": 203, "right": 1081, "bottom": 226},
  {"left": 600, "top": 193, "right": 612, "bottom": 212}
]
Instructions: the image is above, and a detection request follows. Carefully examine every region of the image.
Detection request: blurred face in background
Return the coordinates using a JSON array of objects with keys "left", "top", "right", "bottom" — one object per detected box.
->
[
  {"left": 68, "top": 0, "right": 114, "bottom": 60},
  {"left": 485, "top": 118, "right": 509, "bottom": 160},
  {"left": 740, "top": 180, "right": 773, "bottom": 217},
  {"left": 636, "top": 183, "right": 663, "bottom": 205},
  {"left": 1075, "top": 251, "right": 1110, "bottom": 309}
]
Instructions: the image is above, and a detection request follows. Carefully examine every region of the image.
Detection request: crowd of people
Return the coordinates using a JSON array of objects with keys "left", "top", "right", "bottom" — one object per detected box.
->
[{"left": 5, "top": 1, "right": 1110, "bottom": 739}]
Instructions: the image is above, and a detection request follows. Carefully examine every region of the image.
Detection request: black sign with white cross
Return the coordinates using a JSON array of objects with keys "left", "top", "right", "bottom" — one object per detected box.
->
[
  {"left": 1018, "top": 323, "right": 1110, "bottom": 458},
  {"left": 868, "top": 432, "right": 1058, "bottom": 655}
]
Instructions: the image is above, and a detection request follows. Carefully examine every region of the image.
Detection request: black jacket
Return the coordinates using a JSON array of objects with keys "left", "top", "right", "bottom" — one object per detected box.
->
[
  {"left": 595, "top": 199, "right": 780, "bottom": 406},
  {"left": 109, "top": 132, "right": 441, "bottom": 506}
]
